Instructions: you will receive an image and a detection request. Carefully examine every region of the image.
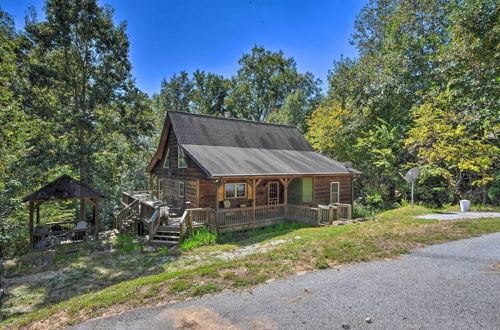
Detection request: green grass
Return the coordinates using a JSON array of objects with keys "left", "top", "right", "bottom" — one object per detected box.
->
[
  {"left": 180, "top": 227, "right": 217, "bottom": 250},
  {"left": 168, "top": 280, "right": 191, "bottom": 293},
  {"left": 2, "top": 205, "right": 499, "bottom": 329},
  {"left": 116, "top": 234, "right": 144, "bottom": 253}
]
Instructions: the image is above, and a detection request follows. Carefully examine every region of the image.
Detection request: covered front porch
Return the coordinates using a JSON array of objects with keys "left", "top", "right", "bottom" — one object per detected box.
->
[{"left": 117, "top": 175, "right": 352, "bottom": 243}]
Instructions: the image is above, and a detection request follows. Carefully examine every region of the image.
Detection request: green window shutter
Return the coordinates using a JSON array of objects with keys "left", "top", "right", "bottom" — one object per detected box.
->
[{"left": 302, "top": 178, "right": 313, "bottom": 202}]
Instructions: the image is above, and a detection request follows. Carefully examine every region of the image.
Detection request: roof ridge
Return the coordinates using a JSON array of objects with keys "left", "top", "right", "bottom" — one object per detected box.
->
[{"left": 167, "top": 110, "right": 299, "bottom": 129}]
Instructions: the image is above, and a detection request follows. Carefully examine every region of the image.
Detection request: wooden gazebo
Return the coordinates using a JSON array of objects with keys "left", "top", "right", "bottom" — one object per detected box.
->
[{"left": 22, "top": 175, "right": 104, "bottom": 249}]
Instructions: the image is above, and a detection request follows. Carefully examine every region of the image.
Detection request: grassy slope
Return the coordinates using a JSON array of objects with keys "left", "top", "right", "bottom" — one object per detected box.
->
[{"left": 1, "top": 206, "right": 499, "bottom": 329}]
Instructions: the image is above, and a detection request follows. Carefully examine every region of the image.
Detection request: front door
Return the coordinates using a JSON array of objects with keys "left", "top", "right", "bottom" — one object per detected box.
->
[{"left": 268, "top": 182, "right": 279, "bottom": 205}]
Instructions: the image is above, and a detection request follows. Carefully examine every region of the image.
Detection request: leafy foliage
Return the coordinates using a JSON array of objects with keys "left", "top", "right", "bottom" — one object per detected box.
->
[{"left": 307, "top": 0, "right": 499, "bottom": 208}]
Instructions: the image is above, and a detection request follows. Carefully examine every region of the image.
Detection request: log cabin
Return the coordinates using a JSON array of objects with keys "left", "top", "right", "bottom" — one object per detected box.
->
[{"left": 116, "top": 111, "right": 360, "bottom": 245}]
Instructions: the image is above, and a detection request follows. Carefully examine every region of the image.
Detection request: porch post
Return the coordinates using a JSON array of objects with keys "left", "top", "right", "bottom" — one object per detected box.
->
[
  {"left": 215, "top": 180, "right": 219, "bottom": 231},
  {"left": 252, "top": 178, "right": 256, "bottom": 228},
  {"left": 29, "top": 201, "right": 34, "bottom": 249},
  {"left": 283, "top": 177, "right": 289, "bottom": 219}
]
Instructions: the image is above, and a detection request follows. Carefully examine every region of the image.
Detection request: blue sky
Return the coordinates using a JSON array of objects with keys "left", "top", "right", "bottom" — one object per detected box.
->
[{"left": 3, "top": 0, "right": 366, "bottom": 96}]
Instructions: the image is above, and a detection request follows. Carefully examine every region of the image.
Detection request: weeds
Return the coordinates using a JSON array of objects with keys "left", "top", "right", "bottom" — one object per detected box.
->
[
  {"left": 180, "top": 227, "right": 217, "bottom": 250},
  {"left": 116, "top": 234, "right": 143, "bottom": 254}
]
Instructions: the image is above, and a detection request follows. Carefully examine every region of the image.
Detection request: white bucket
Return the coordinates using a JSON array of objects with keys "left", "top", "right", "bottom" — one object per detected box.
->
[{"left": 460, "top": 200, "right": 471, "bottom": 212}]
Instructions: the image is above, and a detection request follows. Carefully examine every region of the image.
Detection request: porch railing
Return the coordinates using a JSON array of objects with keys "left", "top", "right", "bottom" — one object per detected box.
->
[
  {"left": 287, "top": 204, "right": 320, "bottom": 226},
  {"left": 217, "top": 207, "right": 253, "bottom": 227},
  {"left": 256, "top": 204, "right": 285, "bottom": 221}
]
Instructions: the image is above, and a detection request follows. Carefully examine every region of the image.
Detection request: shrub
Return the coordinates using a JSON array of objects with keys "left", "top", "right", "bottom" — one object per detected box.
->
[{"left": 116, "top": 234, "right": 143, "bottom": 254}]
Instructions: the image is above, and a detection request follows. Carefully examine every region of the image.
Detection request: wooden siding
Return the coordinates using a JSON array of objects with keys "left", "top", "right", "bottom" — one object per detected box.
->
[
  {"left": 198, "top": 179, "right": 216, "bottom": 208},
  {"left": 152, "top": 118, "right": 207, "bottom": 179},
  {"left": 160, "top": 177, "right": 197, "bottom": 207},
  {"left": 313, "top": 175, "right": 353, "bottom": 205}
]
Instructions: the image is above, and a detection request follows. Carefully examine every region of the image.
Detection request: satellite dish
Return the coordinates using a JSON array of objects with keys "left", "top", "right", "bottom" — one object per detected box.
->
[
  {"left": 404, "top": 167, "right": 420, "bottom": 183},
  {"left": 344, "top": 161, "right": 353, "bottom": 168}
]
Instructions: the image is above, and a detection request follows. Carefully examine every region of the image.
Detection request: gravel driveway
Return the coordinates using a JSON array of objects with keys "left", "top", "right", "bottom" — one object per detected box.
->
[
  {"left": 73, "top": 232, "right": 500, "bottom": 330},
  {"left": 416, "top": 211, "right": 500, "bottom": 221}
]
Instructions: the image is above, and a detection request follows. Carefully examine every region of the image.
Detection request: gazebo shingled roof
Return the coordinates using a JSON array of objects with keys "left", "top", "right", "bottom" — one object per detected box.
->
[
  {"left": 23, "top": 175, "right": 104, "bottom": 249},
  {"left": 22, "top": 174, "right": 104, "bottom": 202}
]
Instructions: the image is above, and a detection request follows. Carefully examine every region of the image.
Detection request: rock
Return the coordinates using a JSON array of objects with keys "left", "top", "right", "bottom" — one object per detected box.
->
[
  {"left": 365, "top": 317, "right": 373, "bottom": 323},
  {"left": 131, "top": 249, "right": 142, "bottom": 254},
  {"left": 43, "top": 255, "right": 54, "bottom": 265},
  {"left": 34, "top": 257, "right": 44, "bottom": 266},
  {"left": 144, "top": 246, "right": 156, "bottom": 252},
  {"left": 0, "top": 288, "right": 4, "bottom": 300},
  {"left": 342, "top": 325, "right": 350, "bottom": 329}
]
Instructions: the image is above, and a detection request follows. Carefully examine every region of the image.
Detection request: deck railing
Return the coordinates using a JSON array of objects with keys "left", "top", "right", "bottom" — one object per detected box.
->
[
  {"left": 115, "top": 198, "right": 140, "bottom": 232},
  {"left": 256, "top": 204, "right": 285, "bottom": 222},
  {"left": 121, "top": 190, "right": 352, "bottom": 240},
  {"left": 217, "top": 207, "right": 253, "bottom": 227},
  {"left": 287, "top": 204, "right": 320, "bottom": 226}
]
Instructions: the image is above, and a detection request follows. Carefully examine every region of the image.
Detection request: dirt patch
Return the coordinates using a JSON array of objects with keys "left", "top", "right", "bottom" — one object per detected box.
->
[
  {"left": 483, "top": 261, "right": 500, "bottom": 275},
  {"left": 157, "top": 306, "right": 276, "bottom": 330}
]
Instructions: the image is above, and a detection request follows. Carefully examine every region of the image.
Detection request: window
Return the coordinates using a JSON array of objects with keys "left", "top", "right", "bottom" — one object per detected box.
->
[
  {"left": 224, "top": 183, "right": 247, "bottom": 199},
  {"left": 163, "top": 148, "right": 170, "bottom": 168},
  {"left": 178, "top": 181, "right": 185, "bottom": 198},
  {"left": 330, "top": 182, "right": 340, "bottom": 204},
  {"left": 178, "top": 146, "right": 186, "bottom": 168}
]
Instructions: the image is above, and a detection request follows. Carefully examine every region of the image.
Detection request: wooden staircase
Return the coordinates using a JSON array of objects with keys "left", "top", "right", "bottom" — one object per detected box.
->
[
  {"left": 115, "top": 199, "right": 141, "bottom": 236},
  {"left": 150, "top": 225, "right": 181, "bottom": 246}
]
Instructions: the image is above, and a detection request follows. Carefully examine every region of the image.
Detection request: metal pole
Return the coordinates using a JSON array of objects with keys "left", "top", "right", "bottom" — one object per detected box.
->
[{"left": 411, "top": 180, "right": 414, "bottom": 208}]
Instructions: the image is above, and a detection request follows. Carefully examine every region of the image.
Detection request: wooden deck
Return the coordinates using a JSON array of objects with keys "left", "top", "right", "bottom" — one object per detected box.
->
[{"left": 116, "top": 190, "right": 352, "bottom": 245}]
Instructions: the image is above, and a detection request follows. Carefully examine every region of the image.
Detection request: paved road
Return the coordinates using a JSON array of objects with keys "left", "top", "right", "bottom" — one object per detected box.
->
[{"left": 74, "top": 233, "right": 500, "bottom": 330}]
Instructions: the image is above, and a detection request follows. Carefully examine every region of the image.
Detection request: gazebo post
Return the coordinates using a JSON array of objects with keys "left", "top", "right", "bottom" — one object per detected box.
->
[
  {"left": 94, "top": 198, "right": 100, "bottom": 240},
  {"left": 36, "top": 202, "right": 41, "bottom": 224},
  {"left": 80, "top": 199, "right": 86, "bottom": 222},
  {"left": 29, "top": 201, "right": 34, "bottom": 249}
]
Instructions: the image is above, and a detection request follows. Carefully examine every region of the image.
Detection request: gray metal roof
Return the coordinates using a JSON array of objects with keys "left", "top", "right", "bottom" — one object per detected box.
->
[
  {"left": 168, "top": 111, "right": 313, "bottom": 151},
  {"left": 166, "top": 111, "right": 360, "bottom": 177},
  {"left": 182, "top": 145, "right": 361, "bottom": 177}
]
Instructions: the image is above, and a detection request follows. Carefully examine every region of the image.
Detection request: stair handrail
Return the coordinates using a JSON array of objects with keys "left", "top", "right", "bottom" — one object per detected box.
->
[
  {"left": 147, "top": 209, "right": 161, "bottom": 241},
  {"left": 115, "top": 198, "right": 140, "bottom": 230},
  {"left": 178, "top": 209, "right": 190, "bottom": 240}
]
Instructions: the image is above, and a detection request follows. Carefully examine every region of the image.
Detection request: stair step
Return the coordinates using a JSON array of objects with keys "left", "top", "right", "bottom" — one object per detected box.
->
[
  {"left": 159, "top": 225, "right": 180, "bottom": 229},
  {"left": 153, "top": 235, "right": 180, "bottom": 240},
  {"left": 156, "top": 230, "right": 180, "bottom": 235},
  {"left": 150, "top": 240, "right": 178, "bottom": 246}
]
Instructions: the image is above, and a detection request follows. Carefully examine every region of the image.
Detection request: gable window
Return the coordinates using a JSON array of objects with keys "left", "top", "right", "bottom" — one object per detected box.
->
[
  {"left": 178, "top": 146, "right": 187, "bottom": 168},
  {"left": 163, "top": 148, "right": 170, "bottom": 168},
  {"left": 224, "top": 183, "right": 247, "bottom": 199},
  {"left": 330, "top": 182, "right": 340, "bottom": 204},
  {"left": 178, "top": 181, "right": 185, "bottom": 198}
]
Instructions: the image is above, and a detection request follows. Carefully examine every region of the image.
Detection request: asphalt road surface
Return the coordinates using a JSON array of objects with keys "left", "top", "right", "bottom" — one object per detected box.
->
[{"left": 73, "top": 232, "right": 500, "bottom": 330}]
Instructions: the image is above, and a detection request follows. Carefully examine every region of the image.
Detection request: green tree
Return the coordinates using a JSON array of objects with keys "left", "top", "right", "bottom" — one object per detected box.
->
[
  {"left": 267, "top": 89, "right": 320, "bottom": 132},
  {"left": 406, "top": 92, "right": 499, "bottom": 201},
  {"left": 158, "top": 71, "right": 193, "bottom": 112},
  {"left": 22, "top": 0, "right": 154, "bottom": 220},
  {"left": 191, "top": 70, "right": 230, "bottom": 116},
  {"left": 225, "top": 46, "right": 321, "bottom": 121}
]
